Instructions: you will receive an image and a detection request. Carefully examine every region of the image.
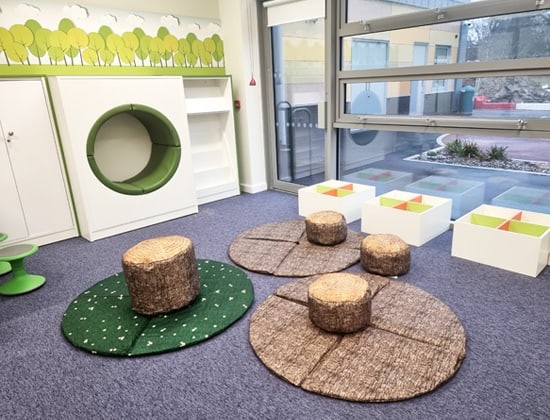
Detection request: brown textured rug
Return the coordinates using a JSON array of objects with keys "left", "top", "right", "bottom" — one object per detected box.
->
[
  {"left": 228, "top": 220, "right": 364, "bottom": 277},
  {"left": 249, "top": 273, "right": 467, "bottom": 402}
]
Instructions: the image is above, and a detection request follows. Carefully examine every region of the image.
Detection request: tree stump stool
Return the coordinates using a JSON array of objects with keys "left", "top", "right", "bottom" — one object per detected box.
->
[
  {"left": 360, "top": 234, "right": 410, "bottom": 276},
  {"left": 305, "top": 211, "right": 347, "bottom": 246},
  {"left": 122, "top": 235, "right": 200, "bottom": 315},
  {"left": 308, "top": 273, "right": 371, "bottom": 333}
]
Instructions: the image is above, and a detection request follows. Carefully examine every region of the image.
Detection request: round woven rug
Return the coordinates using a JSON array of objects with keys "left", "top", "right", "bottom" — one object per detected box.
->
[
  {"left": 229, "top": 220, "right": 364, "bottom": 277},
  {"left": 62, "top": 259, "right": 253, "bottom": 356},
  {"left": 249, "top": 274, "right": 466, "bottom": 402}
]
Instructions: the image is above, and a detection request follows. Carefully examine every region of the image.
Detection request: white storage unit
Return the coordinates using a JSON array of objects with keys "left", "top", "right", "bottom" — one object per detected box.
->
[
  {"left": 452, "top": 204, "right": 550, "bottom": 277},
  {"left": 0, "top": 78, "right": 77, "bottom": 246},
  {"left": 361, "top": 190, "right": 452, "bottom": 246},
  {"left": 298, "top": 179, "right": 376, "bottom": 223},
  {"left": 183, "top": 77, "right": 240, "bottom": 204},
  {"left": 49, "top": 76, "right": 198, "bottom": 242}
]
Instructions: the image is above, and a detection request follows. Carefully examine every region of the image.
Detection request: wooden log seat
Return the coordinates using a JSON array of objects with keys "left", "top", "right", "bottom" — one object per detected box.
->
[
  {"left": 308, "top": 273, "right": 371, "bottom": 333},
  {"left": 122, "top": 235, "right": 200, "bottom": 315},
  {"left": 305, "top": 211, "right": 347, "bottom": 246},
  {"left": 360, "top": 234, "right": 410, "bottom": 277}
]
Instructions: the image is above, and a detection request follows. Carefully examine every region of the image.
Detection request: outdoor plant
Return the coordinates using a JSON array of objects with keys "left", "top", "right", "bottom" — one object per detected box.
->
[
  {"left": 445, "top": 138, "right": 484, "bottom": 159},
  {"left": 444, "top": 139, "right": 464, "bottom": 156},
  {"left": 485, "top": 145, "right": 509, "bottom": 161},
  {"left": 459, "top": 141, "right": 484, "bottom": 159}
]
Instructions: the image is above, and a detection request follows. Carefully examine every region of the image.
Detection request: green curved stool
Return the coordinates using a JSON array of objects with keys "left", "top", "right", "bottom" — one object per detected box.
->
[
  {"left": 0, "top": 233, "right": 11, "bottom": 276},
  {"left": 0, "top": 244, "right": 45, "bottom": 295}
]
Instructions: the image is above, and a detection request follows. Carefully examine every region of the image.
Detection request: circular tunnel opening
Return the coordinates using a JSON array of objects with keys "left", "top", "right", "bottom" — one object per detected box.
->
[{"left": 87, "top": 104, "right": 181, "bottom": 195}]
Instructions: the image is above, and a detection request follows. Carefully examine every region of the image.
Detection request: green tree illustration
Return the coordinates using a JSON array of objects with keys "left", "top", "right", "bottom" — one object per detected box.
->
[
  {"left": 203, "top": 37, "right": 216, "bottom": 67},
  {"left": 187, "top": 32, "right": 198, "bottom": 46},
  {"left": 177, "top": 38, "right": 191, "bottom": 67},
  {"left": 98, "top": 26, "right": 114, "bottom": 66},
  {"left": 49, "top": 30, "right": 71, "bottom": 65},
  {"left": 122, "top": 32, "right": 139, "bottom": 66},
  {"left": 35, "top": 28, "right": 53, "bottom": 64},
  {"left": 99, "top": 48, "right": 114, "bottom": 66},
  {"left": 83, "top": 32, "right": 105, "bottom": 66},
  {"left": 137, "top": 35, "right": 153, "bottom": 64},
  {"left": 212, "top": 34, "right": 224, "bottom": 67},
  {"left": 5, "top": 42, "right": 28, "bottom": 64},
  {"left": 0, "top": 17, "right": 226, "bottom": 71},
  {"left": 106, "top": 33, "right": 133, "bottom": 66},
  {"left": 174, "top": 51, "right": 186, "bottom": 67},
  {"left": 57, "top": 18, "right": 79, "bottom": 65},
  {"left": 67, "top": 27, "right": 89, "bottom": 65},
  {"left": 200, "top": 50, "right": 212, "bottom": 67},
  {"left": 157, "top": 26, "right": 169, "bottom": 39},
  {"left": 191, "top": 39, "right": 206, "bottom": 67},
  {"left": 25, "top": 19, "right": 47, "bottom": 64},
  {"left": 0, "top": 27, "right": 15, "bottom": 65},
  {"left": 82, "top": 47, "right": 99, "bottom": 65},
  {"left": 186, "top": 51, "right": 198, "bottom": 67},
  {"left": 185, "top": 33, "right": 199, "bottom": 67},
  {"left": 9, "top": 24, "right": 33, "bottom": 64},
  {"left": 156, "top": 27, "right": 174, "bottom": 66},
  {"left": 58, "top": 18, "right": 74, "bottom": 33},
  {"left": 133, "top": 28, "right": 148, "bottom": 65},
  {"left": 133, "top": 28, "right": 146, "bottom": 38},
  {"left": 163, "top": 34, "right": 179, "bottom": 66},
  {"left": 149, "top": 36, "right": 166, "bottom": 67},
  {"left": 99, "top": 25, "right": 113, "bottom": 43}
]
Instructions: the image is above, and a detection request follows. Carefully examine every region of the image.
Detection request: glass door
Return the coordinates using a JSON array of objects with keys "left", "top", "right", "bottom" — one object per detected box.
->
[{"left": 270, "top": 18, "right": 326, "bottom": 187}]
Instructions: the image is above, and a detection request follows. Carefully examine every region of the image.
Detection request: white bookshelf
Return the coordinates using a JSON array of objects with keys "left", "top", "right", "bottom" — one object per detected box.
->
[{"left": 183, "top": 77, "right": 240, "bottom": 204}]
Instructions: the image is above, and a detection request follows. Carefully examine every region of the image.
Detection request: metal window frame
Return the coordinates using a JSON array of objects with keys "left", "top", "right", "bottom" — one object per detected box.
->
[
  {"left": 260, "top": 0, "right": 339, "bottom": 191},
  {"left": 340, "top": 0, "right": 549, "bottom": 36},
  {"left": 336, "top": 0, "right": 550, "bottom": 136}
]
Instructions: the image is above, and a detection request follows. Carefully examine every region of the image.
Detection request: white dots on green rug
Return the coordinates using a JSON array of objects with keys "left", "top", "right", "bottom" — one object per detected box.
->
[{"left": 61, "top": 260, "right": 254, "bottom": 356}]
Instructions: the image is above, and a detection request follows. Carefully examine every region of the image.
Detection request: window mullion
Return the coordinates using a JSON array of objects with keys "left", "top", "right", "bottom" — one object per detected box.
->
[
  {"left": 333, "top": 120, "right": 550, "bottom": 139},
  {"left": 339, "top": 58, "right": 550, "bottom": 82},
  {"left": 336, "top": 112, "right": 550, "bottom": 134}
]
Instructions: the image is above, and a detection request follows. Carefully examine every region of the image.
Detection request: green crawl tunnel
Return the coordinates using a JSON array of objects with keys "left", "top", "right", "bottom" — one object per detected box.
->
[{"left": 87, "top": 104, "right": 181, "bottom": 195}]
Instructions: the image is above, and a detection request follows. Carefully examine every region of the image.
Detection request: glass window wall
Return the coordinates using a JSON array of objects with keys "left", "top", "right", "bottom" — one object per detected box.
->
[{"left": 337, "top": 0, "right": 550, "bottom": 216}]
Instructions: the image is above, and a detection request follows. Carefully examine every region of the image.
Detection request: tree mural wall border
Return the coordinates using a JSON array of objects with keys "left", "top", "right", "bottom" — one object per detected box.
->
[{"left": 0, "top": 1, "right": 225, "bottom": 76}]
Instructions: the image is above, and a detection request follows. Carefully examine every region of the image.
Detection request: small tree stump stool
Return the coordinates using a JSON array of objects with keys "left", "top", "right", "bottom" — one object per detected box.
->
[
  {"left": 305, "top": 211, "right": 347, "bottom": 246},
  {"left": 308, "top": 273, "right": 371, "bottom": 333},
  {"left": 122, "top": 235, "right": 200, "bottom": 315},
  {"left": 361, "top": 234, "right": 410, "bottom": 276}
]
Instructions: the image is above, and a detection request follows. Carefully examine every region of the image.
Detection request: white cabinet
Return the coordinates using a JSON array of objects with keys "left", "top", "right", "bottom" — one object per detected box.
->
[
  {"left": 183, "top": 77, "right": 240, "bottom": 204},
  {"left": 0, "top": 79, "right": 77, "bottom": 246}
]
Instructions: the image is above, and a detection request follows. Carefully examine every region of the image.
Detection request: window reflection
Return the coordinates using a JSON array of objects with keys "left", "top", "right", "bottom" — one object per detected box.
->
[{"left": 338, "top": 129, "right": 550, "bottom": 217}]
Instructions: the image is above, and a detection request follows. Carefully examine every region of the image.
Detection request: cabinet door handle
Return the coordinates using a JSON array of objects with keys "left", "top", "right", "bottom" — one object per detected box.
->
[{"left": 6, "top": 131, "right": 14, "bottom": 142}]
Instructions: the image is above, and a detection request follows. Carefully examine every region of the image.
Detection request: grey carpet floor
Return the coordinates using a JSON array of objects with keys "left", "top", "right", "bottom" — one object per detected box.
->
[{"left": 1, "top": 190, "right": 549, "bottom": 419}]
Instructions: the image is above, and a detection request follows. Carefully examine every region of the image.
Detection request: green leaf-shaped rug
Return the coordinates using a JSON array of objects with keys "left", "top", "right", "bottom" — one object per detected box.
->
[{"left": 61, "top": 259, "right": 254, "bottom": 356}]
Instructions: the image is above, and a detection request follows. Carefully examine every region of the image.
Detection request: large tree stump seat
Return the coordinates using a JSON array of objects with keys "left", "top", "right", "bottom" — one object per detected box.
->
[
  {"left": 308, "top": 273, "right": 371, "bottom": 333},
  {"left": 305, "top": 211, "right": 347, "bottom": 246},
  {"left": 122, "top": 235, "right": 200, "bottom": 315},
  {"left": 360, "top": 234, "right": 410, "bottom": 277}
]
